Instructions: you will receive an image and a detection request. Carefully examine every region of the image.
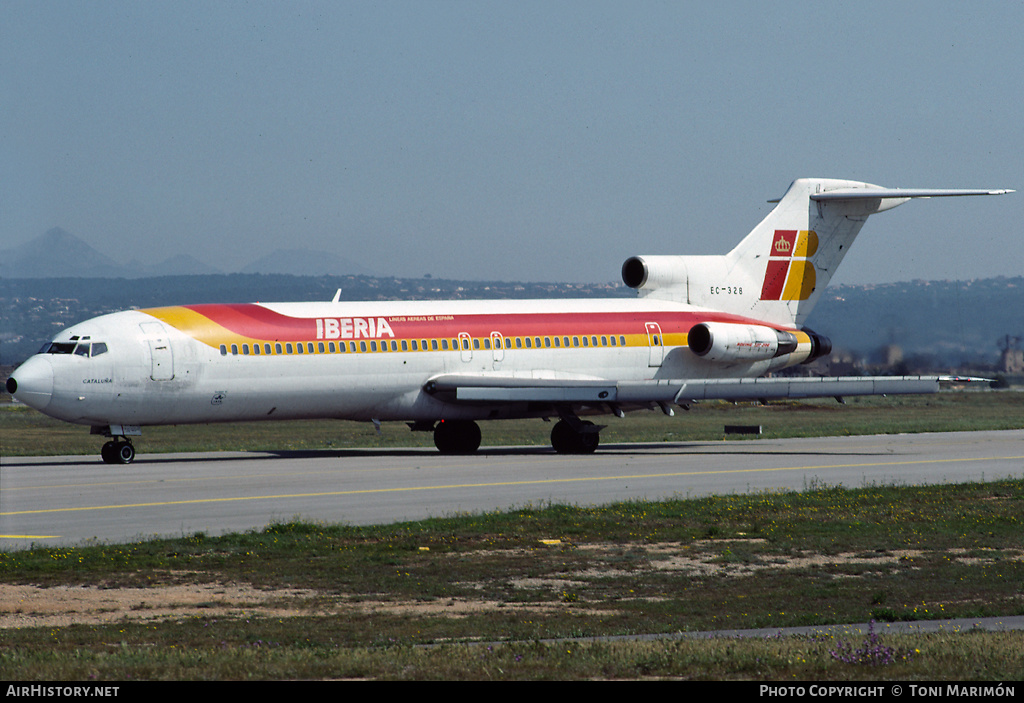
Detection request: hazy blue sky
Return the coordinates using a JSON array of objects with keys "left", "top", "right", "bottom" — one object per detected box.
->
[{"left": 3, "top": 1, "right": 1021, "bottom": 285}]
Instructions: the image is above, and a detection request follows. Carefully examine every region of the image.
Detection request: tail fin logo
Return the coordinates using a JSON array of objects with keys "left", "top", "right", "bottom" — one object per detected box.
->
[{"left": 760, "top": 230, "right": 818, "bottom": 301}]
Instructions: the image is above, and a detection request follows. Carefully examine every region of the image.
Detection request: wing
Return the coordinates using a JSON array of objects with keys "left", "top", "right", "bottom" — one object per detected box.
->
[{"left": 424, "top": 373, "right": 981, "bottom": 406}]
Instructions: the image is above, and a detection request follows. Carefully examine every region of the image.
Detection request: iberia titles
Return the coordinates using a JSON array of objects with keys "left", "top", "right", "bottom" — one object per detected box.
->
[{"left": 316, "top": 317, "right": 396, "bottom": 340}]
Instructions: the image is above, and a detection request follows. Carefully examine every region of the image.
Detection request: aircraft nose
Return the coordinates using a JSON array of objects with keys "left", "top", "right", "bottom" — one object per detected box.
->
[{"left": 7, "top": 356, "right": 54, "bottom": 412}]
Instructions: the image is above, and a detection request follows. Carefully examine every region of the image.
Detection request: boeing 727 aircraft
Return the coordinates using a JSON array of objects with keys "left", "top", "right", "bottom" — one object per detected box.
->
[{"left": 6, "top": 178, "right": 1013, "bottom": 463}]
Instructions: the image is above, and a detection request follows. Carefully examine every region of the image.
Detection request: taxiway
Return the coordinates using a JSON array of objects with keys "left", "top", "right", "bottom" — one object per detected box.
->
[{"left": 2, "top": 430, "right": 1022, "bottom": 550}]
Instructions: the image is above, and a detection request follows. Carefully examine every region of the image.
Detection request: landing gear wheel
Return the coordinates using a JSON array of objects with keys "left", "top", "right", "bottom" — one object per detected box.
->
[
  {"left": 433, "top": 420, "right": 482, "bottom": 455},
  {"left": 101, "top": 440, "right": 135, "bottom": 464},
  {"left": 551, "top": 419, "right": 600, "bottom": 454}
]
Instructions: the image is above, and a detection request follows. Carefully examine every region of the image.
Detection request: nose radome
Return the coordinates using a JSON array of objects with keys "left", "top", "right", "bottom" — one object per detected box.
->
[{"left": 8, "top": 356, "right": 54, "bottom": 412}]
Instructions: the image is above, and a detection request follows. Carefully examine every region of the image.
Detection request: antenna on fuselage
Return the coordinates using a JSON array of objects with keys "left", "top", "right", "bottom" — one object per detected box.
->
[{"left": 331, "top": 288, "right": 342, "bottom": 303}]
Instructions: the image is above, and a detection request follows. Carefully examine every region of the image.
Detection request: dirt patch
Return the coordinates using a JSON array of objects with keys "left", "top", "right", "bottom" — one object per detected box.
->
[
  {"left": 0, "top": 582, "right": 599, "bottom": 629},
  {"left": 5, "top": 543, "right": 1019, "bottom": 629},
  {"left": 0, "top": 582, "right": 317, "bottom": 629}
]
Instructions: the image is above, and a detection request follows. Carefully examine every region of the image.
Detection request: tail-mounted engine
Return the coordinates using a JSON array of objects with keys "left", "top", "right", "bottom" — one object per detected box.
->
[
  {"left": 687, "top": 321, "right": 831, "bottom": 366},
  {"left": 622, "top": 255, "right": 702, "bottom": 292},
  {"left": 688, "top": 322, "right": 796, "bottom": 361}
]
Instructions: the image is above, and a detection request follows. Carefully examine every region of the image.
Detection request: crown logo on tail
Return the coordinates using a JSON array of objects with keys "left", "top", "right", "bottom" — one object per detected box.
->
[{"left": 760, "top": 230, "right": 818, "bottom": 301}]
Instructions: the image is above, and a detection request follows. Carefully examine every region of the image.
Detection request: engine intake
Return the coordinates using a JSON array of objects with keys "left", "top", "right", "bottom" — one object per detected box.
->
[{"left": 621, "top": 255, "right": 692, "bottom": 291}]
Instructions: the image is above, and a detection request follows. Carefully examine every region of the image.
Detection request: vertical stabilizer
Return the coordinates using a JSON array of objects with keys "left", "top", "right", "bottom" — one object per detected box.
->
[
  {"left": 624, "top": 179, "right": 1012, "bottom": 328},
  {"left": 720, "top": 177, "right": 879, "bottom": 327}
]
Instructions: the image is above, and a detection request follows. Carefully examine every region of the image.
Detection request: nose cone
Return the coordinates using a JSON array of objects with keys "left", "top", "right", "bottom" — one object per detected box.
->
[{"left": 7, "top": 356, "right": 54, "bottom": 412}]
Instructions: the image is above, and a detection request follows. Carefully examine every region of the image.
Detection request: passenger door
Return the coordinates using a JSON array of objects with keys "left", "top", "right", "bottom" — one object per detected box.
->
[{"left": 140, "top": 322, "right": 175, "bottom": 380}]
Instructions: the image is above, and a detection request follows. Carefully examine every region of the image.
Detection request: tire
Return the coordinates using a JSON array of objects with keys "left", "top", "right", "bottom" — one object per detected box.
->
[
  {"left": 116, "top": 442, "right": 135, "bottom": 464},
  {"left": 433, "top": 420, "right": 481, "bottom": 455},
  {"left": 551, "top": 420, "right": 599, "bottom": 454}
]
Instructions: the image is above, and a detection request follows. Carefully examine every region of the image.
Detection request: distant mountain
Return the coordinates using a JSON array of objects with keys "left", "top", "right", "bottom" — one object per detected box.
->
[
  {"left": 2, "top": 229, "right": 371, "bottom": 278},
  {"left": 0, "top": 227, "right": 128, "bottom": 278},
  {"left": 239, "top": 248, "right": 374, "bottom": 276}
]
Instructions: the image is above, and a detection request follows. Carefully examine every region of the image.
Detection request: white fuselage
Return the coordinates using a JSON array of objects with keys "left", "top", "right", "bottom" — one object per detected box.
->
[{"left": 14, "top": 297, "right": 809, "bottom": 430}]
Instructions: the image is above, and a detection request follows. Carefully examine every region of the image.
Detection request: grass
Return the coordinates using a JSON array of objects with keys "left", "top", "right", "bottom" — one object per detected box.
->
[
  {"left": 2, "top": 479, "right": 1023, "bottom": 680},
  {"left": 2, "top": 389, "right": 1023, "bottom": 456}
]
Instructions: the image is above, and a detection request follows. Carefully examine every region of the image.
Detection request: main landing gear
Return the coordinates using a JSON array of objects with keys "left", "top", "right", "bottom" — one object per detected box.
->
[
  {"left": 429, "top": 414, "right": 602, "bottom": 455},
  {"left": 100, "top": 439, "right": 136, "bottom": 464},
  {"left": 550, "top": 418, "right": 601, "bottom": 454},
  {"left": 433, "top": 419, "right": 482, "bottom": 455}
]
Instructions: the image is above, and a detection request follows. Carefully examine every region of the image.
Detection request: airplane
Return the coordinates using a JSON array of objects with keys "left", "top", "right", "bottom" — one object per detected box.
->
[{"left": 6, "top": 178, "right": 1013, "bottom": 464}]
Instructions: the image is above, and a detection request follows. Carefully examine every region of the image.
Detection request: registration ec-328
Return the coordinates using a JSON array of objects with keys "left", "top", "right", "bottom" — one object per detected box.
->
[{"left": 6, "top": 178, "right": 1013, "bottom": 463}]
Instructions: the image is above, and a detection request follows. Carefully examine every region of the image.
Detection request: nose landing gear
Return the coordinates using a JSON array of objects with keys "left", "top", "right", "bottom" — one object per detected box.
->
[
  {"left": 92, "top": 424, "right": 141, "bottom": 464},
  {"left": 101, "top": 439, "right": 136, "bottom": 464}
]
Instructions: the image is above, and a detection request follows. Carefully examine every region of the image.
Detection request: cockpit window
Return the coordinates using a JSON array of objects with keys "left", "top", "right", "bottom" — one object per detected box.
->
[
  {"left": 41, "top": 340, "right": 108, "bottom": 357},
  {"left": 42, "top": 342, "right": 77, "bottom": 355}
]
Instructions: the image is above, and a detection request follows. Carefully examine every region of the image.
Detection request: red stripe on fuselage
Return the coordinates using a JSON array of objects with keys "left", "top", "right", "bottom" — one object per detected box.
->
[{"left": 180, "top": 304, "right": 788, "bottom": 342}]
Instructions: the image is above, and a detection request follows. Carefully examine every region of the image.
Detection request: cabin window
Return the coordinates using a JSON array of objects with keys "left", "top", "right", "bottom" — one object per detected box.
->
[
  {"left": 441, "top": 339, "right": 448, "bottom": 350},
  {"left": 601, "top": 336, "right": 608, "bottom": 346},
  {"left": 410, "top": 340, "right": 417, "bottom": 351},
  {"left": 253, "top": 344, "right": 261, "bottom": 355},
  {"left": 220, "top": 345, "right": 228, "bottom": 356},
  {"left": 370, "top": 341, "right": 377, "bottom": 352},
  {"left": 316, "top": 342, "right": 324, "bottom": 353},
  {"left": 359, "top": 341, "right": 367, "bottom": 352},
  {"left": 545, "top": 337, "right": 551, "bottom": 348},
  {"left": 581, "top": 336, "right": 587, "bottom": 347},
  {"left": 401, "top": 340, "right": 408, "bottom": 351},
  {"left": 274, "top": 343, "right": 282, "bottom": 354},
  {"left": 525, "top": 337, "right": 532, "bottom": 348},
  {"left": 619, "top": 335, "right": 626, "bottom": 346},
  {"left": 391, "top": 340, "right": 398, "bottom": 351},
  {"left": 481, "top": 339, "right": 488, "bottom": 350},
  {"left": 591, "top": 336, "right": 598, "bottom": 347},
  {"left": 516, "top": 337, "right": 523, "bottom": 349}
]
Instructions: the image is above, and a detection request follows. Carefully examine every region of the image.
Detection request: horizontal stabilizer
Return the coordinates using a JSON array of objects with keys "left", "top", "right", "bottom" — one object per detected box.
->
[{"left": 811, "top": 187, "right": 1013, "bottom": 201}]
